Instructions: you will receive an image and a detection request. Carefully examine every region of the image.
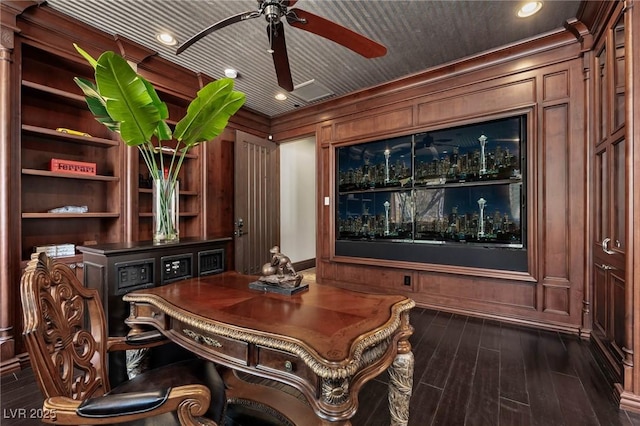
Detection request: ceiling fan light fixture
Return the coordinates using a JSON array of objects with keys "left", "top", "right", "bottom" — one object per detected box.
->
[
  {"left": 224, "top": 68, "right": 238, "bottom": 78},
  {"left": 517, "top": 2, "right": 543, "bottom": 18},
  {"left": 156, "top": 32, "right": 178, "bottom": 46}
]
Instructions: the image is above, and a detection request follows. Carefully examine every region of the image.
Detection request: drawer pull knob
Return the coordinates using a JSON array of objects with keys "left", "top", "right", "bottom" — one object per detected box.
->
[
  {"left": 284, "top": 360, "right": 294, "bottom": 372},
  {"left": 183, "top": 329, "right": 222, "bottom": 348}
]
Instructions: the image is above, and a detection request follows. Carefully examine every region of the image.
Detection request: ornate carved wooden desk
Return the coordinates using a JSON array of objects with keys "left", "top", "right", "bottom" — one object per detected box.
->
[{"left": 123, "top": 272, "right": 415, "bottom": 425}]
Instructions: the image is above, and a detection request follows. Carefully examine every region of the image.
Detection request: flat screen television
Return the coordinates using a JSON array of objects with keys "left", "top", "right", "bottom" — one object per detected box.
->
[{"left": 335, "top": 114, "right": 527, "bottom": 271}]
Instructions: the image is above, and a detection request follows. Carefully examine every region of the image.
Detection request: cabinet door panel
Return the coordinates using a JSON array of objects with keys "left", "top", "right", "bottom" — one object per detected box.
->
[
  {"left": 594, "top": 149, "right": 608, "bottom": 244},
  {"left": 593, "top": 264, "right": 608, "bottom": 336},
  {"left": 612, "top": 270, "right": 625, "bottom": 360},
  {"left": 612, "top": 139, "right": 626, "bottom": 252},
  {"left": 613, "top": 16, "right": 625, "bottom": 130},
  {"left": 595, "top": 46, "right": 608, "bottom": 143}
]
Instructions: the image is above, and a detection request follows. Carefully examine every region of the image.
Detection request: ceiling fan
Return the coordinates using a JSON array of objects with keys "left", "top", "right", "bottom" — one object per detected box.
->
[{"left": 176, "top": 0, "right": 387, "bottom": 92}]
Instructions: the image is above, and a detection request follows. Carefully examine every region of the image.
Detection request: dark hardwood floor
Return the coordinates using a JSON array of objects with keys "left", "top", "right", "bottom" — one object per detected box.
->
[{"left": 3, "top": 308, "right": 640, "bottom": 425}]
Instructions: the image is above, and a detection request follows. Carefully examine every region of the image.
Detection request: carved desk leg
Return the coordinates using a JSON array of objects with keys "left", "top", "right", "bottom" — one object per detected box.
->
[
  {"left": 388, "top": 311, "right": 414, "bottom": 426},
  {"left": 126, "top": 348, "right": 149, "bottom": 379},
  {"left": 124, "top": 311, "right": 149, "bottom": 379}
]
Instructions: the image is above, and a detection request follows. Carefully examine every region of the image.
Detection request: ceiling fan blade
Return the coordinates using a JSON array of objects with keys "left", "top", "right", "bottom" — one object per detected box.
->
[
  {"left": 177, "top": 10, "right": 260, "bottom": 54},
  {"left": 287, "top": 9, "right": 386, "bottom": 58},
  {"left": 283, "top": 0, "right": 298, "bottom": 6},
  {"left": 268, "top": 22, "right": 294, "bottom": 92}
]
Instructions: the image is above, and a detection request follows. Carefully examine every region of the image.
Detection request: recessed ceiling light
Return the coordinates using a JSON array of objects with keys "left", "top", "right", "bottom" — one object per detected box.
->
[
  {"left": 156, "top": 32, "right": 177, "bottom": 46},
  {"left": 517, "top": 1, "right": 543, "bottom": 18},
  {"left": 224, "top": 68, "right": 238, "bottom": 79},
  {"left": 275, "top": 93, "right": 287, "bottom": 101}
]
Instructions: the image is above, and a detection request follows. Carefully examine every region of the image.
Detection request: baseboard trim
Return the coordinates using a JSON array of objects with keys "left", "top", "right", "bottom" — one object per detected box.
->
[
  {"left": 0, "top": 356, "right": 21, "bottom": 376},
  {"left": 293, "top": 258, "right": 315, "bottom": 272},
  {"left": 619, "top": 386, "right": 640, "bottom": 413}
]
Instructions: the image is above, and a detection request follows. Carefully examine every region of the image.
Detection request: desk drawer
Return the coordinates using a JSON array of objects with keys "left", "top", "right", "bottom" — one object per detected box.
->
[
  {"left": 256, "top": 345, "right": 317, "bottom": 388},
  {"left": 130, "top": 303, "right": 166, "bottom": 328},
  {"left": 173, "top": 320, "right": 249, "bottom": 366}
]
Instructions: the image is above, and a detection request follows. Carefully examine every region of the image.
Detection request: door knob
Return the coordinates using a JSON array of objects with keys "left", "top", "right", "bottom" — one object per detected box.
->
[
  {"left": 602, "top": 238, "right": 615, "bottom": 255},
  {"left": 235, "top": 218, "right": 245, "bottom": 237}
]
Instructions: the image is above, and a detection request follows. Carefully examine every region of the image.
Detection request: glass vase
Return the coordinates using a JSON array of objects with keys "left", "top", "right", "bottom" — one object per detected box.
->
[{"left": 152, "top": 178, "right": 179, "bottom": 243}]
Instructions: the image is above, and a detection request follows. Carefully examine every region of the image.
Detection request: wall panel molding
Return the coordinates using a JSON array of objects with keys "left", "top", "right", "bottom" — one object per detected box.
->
[
  {"left": 417, "top": 79, "right": 536, "bottom": 126},
  {"left": 302, "top": 32, "right": 587, "bottom": 333},
  {"left": 334, "top": 106, "right": 413, "bottom": 141},
  {"left": 542, "top": 103, "right": 571, "bottom": 281}
]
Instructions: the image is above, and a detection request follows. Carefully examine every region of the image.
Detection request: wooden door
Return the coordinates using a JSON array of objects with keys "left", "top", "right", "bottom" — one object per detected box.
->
[
  {"left": 234, "top": 131, "right": 279, "bottom": 274},
  {"left": 593, "top": 138, "right": 626, "bottom": 372},
  {"left": 591, "top": 10, "right": 627, "bottom": 380}
]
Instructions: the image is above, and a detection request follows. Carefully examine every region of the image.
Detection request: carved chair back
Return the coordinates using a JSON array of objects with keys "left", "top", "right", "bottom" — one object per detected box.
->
[{"left": 21, "top": 252, "right": 110, "bottom": 401}]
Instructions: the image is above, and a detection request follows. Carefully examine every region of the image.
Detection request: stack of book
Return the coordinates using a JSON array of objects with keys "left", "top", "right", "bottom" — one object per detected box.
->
[{"left": 34, "top": 243, "right": 76, "bottom": 258}]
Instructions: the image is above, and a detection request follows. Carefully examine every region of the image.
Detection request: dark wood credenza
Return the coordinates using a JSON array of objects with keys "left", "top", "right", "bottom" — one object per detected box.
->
[{"left": 79, "top": 238, "right": 230, "bottom": 385}]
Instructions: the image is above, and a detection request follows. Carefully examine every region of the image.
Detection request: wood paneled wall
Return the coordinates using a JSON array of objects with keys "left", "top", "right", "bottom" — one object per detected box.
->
[{"left": 273, "top": 29, "right": 588, "bottom": 332}]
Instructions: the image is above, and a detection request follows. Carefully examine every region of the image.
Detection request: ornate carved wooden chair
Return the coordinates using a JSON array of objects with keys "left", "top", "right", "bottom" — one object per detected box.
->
[{"left": 20, "top": 252, "right": 284, "bottom": 425}]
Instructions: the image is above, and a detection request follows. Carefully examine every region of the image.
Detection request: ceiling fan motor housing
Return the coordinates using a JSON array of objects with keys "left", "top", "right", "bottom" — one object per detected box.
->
[{"left": 263, "top": 2, "right": 285, "bottom": 23}]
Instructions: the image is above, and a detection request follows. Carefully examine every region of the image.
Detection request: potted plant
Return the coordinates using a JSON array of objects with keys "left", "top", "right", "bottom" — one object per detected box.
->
[{"left": 73, "top": 44, "right": 245, "bottom": 242}]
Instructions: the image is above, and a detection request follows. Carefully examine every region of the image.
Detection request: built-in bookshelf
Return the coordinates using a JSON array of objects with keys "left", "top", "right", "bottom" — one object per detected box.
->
[{"left": 20, "top": 43, "right": 123, "bottom": 261}]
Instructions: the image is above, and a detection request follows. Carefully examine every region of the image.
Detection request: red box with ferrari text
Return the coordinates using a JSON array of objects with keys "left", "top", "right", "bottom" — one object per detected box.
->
[{"left": 49, "top": 158, "right": 96, "bottom": 176}]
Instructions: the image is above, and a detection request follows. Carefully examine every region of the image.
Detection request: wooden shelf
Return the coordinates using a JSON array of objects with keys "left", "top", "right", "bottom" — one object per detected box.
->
[
  {"left": 153, "top": 146, "right": 198, "bottom": 159},
  {"left": 139, "top": 212, "right": 198, "bottom": 218},
  {"left": 22, "top": 212, "right": 120, "bottom": 219},
  {"left": 139, "top": 188, "right": 198, "bottom": 196},
  {"left": 22, "top": 80, "right": 85, "bottom": 105},
  {"left": 22, "top": 169, "right": 119, "bottom": 182},
  {"left": 22, "top": 124, "right": 119, "bottom": 147},
  {"left": 19, "top": 254, "right": 84, "bottom": 269}
]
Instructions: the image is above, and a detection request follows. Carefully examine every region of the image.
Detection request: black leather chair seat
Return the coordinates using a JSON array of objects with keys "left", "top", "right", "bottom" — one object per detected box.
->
[
  {"left": 109, "top": 359, "right": 287, "bottom": 426},
  {"left": 106, "top": 358, "right": 225, "bottom": 425}
]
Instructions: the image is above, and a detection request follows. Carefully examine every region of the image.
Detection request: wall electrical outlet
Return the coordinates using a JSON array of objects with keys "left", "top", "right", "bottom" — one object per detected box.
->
[{"left": 404, "top": 275, "right": 411, "bottom": 286}]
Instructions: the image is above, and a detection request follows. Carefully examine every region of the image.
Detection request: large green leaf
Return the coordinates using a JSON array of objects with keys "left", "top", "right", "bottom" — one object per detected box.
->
[
  {"left": 94, "top": 51, "right": 160, "bottom": 146},
  {"left": 142, "top": 78, "right": 172, "bottom": 141},
  {"left": 154, "top": 121, "right": 173, "bottom": 142},
  {"left": 174, "top": 78, "right": 245, "bottom": 147},
  {"left": 73, "top": 77, "right": 119, "bottom": 132},
  {"left": 73, "top": 43, "right": 98, "bottom": 69},
  {"left": 141, "top": 78, "right": 169, "bottom": 120}
]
